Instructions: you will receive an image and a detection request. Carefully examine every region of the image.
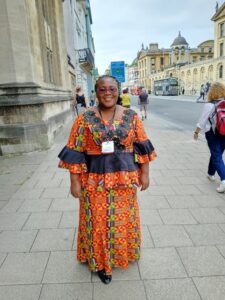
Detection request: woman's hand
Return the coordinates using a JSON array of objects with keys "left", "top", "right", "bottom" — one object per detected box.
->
[
  {"left": 140, "top": 173, "right": 150, "bottom": 191},
  {"left": 139, "top": 162, "right": 150, "bottom": 191},
  {"left": 70, "top": 173, "right": 82, "bottom": 198},
  {"left": 193, "top": 128, "right": 200, "bottom": 140},
  {"left": 193, "top": 132, "right": 199, "bottom": 140}
]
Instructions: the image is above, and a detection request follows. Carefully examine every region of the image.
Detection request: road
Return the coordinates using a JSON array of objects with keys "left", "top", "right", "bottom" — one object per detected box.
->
[{"left": 131, "top": 95, "right": 205, "bottom": 132}]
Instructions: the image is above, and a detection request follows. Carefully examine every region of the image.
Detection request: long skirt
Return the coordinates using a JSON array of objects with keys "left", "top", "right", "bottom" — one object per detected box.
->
[{"left": 77, "top": 187, "right": 141, "bottom": 275}]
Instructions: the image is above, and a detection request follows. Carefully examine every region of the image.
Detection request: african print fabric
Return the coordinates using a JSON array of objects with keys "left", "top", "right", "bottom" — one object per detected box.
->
[{"left": 58, "top": 108, "right": 155, "bottom": 274}]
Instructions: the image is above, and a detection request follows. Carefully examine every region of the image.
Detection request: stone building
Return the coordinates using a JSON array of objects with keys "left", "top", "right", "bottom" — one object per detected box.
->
[
  {"left": 63, "top": 0, "right": 95, "bottom": 99},
  {"left": 0, "top": 0, "right": 95, "bottom": 155},
  {"left": 137, "top": 2, "right": 225, "bottom": 94}
]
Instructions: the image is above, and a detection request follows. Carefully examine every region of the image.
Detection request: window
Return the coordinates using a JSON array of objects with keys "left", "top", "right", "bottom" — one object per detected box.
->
[
  {"left": 160, "top": 57, "right": 164, "bottom": 65},
  {"left": 193, "top": 56, "right": 197, "bottom": 63},
  {"left": 209, "top": 47, "right": 212, "bottom": 53},
  {"left": 201, "top": 48, "right": 204, "bottom": 53},
  {"left": 37, "top": 0, "right": 61, "bottom": 85},
  {"left": 220, "top": 43, "right": 224, "bottom": 57},
  {"left": 219, "top": 65, "right": 223, "bottom": 78},
  {"left": 151, "top": 58, "right": 155, "bottom": 65},
  {"left": 220, "top": 23, "right": 224, "bottom": 37},
  {"left": 200, "top": 56, "right": 204, "bottom": 61}
]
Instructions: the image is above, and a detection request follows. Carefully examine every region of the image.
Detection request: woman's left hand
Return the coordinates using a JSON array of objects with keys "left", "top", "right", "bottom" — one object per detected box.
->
[{"left": 140, "top": 173, "right": 150, "bottom": 191}]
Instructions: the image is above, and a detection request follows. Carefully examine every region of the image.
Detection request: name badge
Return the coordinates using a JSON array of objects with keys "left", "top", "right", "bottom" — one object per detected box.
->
[{"left": 102, "top": 141, "right": 114, "bottom": 154}]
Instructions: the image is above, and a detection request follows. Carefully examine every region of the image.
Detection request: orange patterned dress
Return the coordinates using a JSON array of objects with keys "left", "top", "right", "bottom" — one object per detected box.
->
[{"left": 58, "top": 108, "right": 155, "bottom": 275}]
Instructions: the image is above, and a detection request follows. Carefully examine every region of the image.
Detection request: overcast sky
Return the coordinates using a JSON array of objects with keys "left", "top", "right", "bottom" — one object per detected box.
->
[{"left": 90, "top": 0, "right": 221, "bottom": 75}]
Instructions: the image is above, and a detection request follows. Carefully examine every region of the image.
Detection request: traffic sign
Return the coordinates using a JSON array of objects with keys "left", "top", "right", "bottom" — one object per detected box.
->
[{"left": 110, "top": 61, "right": 125, "bottom": 83}]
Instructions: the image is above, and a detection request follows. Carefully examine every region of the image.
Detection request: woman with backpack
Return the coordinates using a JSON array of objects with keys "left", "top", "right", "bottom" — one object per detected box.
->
[{"left": 194, "top": 82, "right": 225, "bottom": 193}]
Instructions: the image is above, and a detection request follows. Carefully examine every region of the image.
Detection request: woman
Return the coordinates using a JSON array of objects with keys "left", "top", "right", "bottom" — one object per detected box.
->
[
  {"left": 75, "top": 87, "right": 87, "bottom": 109},
  {"left": 194, "top": 82, "right": 225, "bottom": 193},
  {"left": 58, "top": 75, "right": 155, "bottom": 284},
  {"left": 121, "top": 88, "right": 131, "bottom": 108}
]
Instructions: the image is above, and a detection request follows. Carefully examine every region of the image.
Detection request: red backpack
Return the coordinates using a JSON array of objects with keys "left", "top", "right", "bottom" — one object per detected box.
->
[{"left": 210, "top": 100, "right": 225, "bottom": 135}]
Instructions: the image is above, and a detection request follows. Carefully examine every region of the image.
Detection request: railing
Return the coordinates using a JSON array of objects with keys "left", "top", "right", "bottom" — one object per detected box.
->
[{"left": 77, "top": 48, "right": 94, "bottom": 68}]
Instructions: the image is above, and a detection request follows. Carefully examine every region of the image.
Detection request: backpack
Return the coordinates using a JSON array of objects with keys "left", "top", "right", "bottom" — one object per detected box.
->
[{"left": 210, "top": 100, "right": 225, "bottom": 135}]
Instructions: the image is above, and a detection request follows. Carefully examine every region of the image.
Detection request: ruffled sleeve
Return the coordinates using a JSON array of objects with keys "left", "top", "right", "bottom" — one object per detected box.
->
[
  {"left": 58, "top": 114, "right": 88, "bottom": 173},
  {"left": 133, "top": 114, "right": 156, "bottom": 163}
]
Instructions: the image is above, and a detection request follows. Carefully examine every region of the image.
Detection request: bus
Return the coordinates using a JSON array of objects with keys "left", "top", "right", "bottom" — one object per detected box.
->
[{"left": 154, "top": 77, "right": 179, "bottom": 96}]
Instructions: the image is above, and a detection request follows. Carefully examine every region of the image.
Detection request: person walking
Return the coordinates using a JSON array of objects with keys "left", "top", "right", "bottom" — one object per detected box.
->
[
  {"left": 75, "top": 86, "right": 88, "bottom": 110},
  {"left": 194, "top": 82, "right": 225, "bottom": 193},
  {"left": 138, "top": 88, "right": 149, "bottom": 120},
  {"left": 58, "top": 75, "right": 156, "bottom": 284},
  {"left": 196, "top": 84, "right": 205, "bottom": 102},
  {"left": 121, "top": 88, "right": 131, "bottom": 108},
  {"left": 89, "top": 90, "right": 95, "bottom": 107}
]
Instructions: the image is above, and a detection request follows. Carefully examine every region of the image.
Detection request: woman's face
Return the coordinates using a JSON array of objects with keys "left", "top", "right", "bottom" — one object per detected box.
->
[{"left": 96, "top": 77, "right": 118, "bottom": 108}]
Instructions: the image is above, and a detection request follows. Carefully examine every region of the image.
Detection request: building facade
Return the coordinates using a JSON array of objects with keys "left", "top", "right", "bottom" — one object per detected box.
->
[
  {"left": 137, "top": 2, "right": 225, "bottom": 94},
  {"left": 0, "top": 0, "right": 95, "bottom": 155}
]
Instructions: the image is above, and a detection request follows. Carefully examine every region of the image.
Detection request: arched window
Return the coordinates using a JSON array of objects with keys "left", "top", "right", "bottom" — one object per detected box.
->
[{"left": 219, "top": 65, "right": 223, "bottom": 78}]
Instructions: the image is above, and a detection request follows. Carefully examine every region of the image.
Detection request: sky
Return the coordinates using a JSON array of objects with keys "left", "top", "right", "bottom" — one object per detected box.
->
[{"left": 90, "top": 0, "right": 221, "bottom": 75}]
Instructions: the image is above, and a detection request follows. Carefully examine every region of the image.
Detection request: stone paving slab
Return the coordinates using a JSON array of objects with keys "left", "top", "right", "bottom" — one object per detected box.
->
[
  {"left": 93, "top": 281, "right": 147, "bottom": 300},
  {"left": 158, "top": 209, "right": 198, "bottom": 225},
  {"left": 165, "top": 195, "right": 199, "bottom": 208},
  {"left": 144, "top": 278, "right": 201, "bottom": 300},
  {"left": 149, "top": 225, "right": 193, "bottom": 247},
  {"left": 0, "top": 285, "right": 42, "bottom": 300},
  {"left": 18, "top": 198, "right": 53, "bottom": 212},
  {"left": 0, "top": 230, "right": 38, "bottom": 252},
  {"left": 177, "top": 246, "right": 225, "bottom": 277},
  {"left": 31, "top": 229, "right": 75, "bottom": 252},
  {"left": 23, "top": 212, "right": 62, "bottom": 229},
  {"left": 0, "top": 252, "right": 49, "bottom": 285},
  {"left": 42, "top": 251, "right": 91, "bottom": 283},
  {"left": 1, "top": 110, "right": 225, "bottom": 298},
  {"left": 138, "top": 248, "right": 187, "bottom": 279},
  {"left": 193, "top": 276, "right": 225, "bottom": 300},
  {"left": 40, "top": 283, "right": 92, "bottom": 300},
  {"left": 184, "top": 224, "right": 225, "bottom": 246},
  {"left": 0, "top": 213, "right": 29, "bottom": 230}
]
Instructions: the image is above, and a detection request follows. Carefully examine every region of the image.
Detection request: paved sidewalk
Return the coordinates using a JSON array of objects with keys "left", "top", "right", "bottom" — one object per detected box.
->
[{"left": 0, "top": 109, "right": 225, "bottom": 300}]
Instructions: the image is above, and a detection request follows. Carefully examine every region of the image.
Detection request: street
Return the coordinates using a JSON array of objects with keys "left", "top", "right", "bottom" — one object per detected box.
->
[{"left": 132, "top": 95, "right": 205, "bottom": 132}]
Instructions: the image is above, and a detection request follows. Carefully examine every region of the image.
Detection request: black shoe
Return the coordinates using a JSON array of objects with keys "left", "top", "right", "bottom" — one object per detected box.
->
[{"left": 97, "top": 269, "right": 112, "bottom": 284}]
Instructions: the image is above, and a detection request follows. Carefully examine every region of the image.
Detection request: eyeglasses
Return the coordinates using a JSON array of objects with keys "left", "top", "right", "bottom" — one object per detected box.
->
[{"left": 97, "top": 87, "right": 118, "bottom": 94}]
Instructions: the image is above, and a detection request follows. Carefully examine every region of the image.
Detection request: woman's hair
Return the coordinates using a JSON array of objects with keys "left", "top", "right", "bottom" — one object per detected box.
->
[
  {"left": 122, "top": 88, "right": 128, "bottom": 94},
  {"left": 76, "top": 86, "right": 81, "bottom": 93},
  {"left": 208, "top": 82, "right": 225, "bottom": 102},
  {"left": 94, "top": 75, "right": 119, "bottom": 92}
]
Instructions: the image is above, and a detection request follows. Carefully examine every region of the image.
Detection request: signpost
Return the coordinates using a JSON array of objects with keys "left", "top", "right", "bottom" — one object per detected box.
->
[{"left": 110, "top": 61, "right": 125, "bottom": 83}]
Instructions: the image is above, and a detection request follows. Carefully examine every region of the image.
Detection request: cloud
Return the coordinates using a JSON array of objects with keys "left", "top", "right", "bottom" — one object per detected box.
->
[{"left": 90, "top": 0, "right": 219, "bottom": 74}]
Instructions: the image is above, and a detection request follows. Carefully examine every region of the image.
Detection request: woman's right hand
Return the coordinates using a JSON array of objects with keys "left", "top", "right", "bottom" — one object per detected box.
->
[{"left": 70, "top": 173, "right": 82, "bottom": 198}]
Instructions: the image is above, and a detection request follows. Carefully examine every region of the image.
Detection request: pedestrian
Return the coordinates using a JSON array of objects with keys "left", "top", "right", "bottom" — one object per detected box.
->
[
  {"left": 138, "top": 88, "right": 149, "bottom": 120},
  {"left": 76, "top": 86, "right": 88, "bottom": 110},
  {"left": 121, "top": 88, "right": 131, "bottom": 108},
  {"left": 58, "top": 75, "right": 156, "bottom": 284},
  {"left": 89, "top": 90, "right": 95, "bottom": 107},
  {"left": 71, "top": 87, "right": 78, "bottom": 116},
  {"left": 196, "top": 84, "right": 205, "bottom": 102},
  {"left": 194, "top": 82, "right": 225, "bottom": 193},
  {"left": 182, "top": 87, "right": 185, "bottom": 95}
]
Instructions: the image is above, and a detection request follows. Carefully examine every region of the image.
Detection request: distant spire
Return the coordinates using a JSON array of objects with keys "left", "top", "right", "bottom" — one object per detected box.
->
[
  {"left": 215, "top": 1, "right": 219, "bottom": 12},
  {"left": 178, "top": 31, "right": 181, "bottom": 37},
  {"left": 141, "top": 43, "right": 144, "bottom": 50}
]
